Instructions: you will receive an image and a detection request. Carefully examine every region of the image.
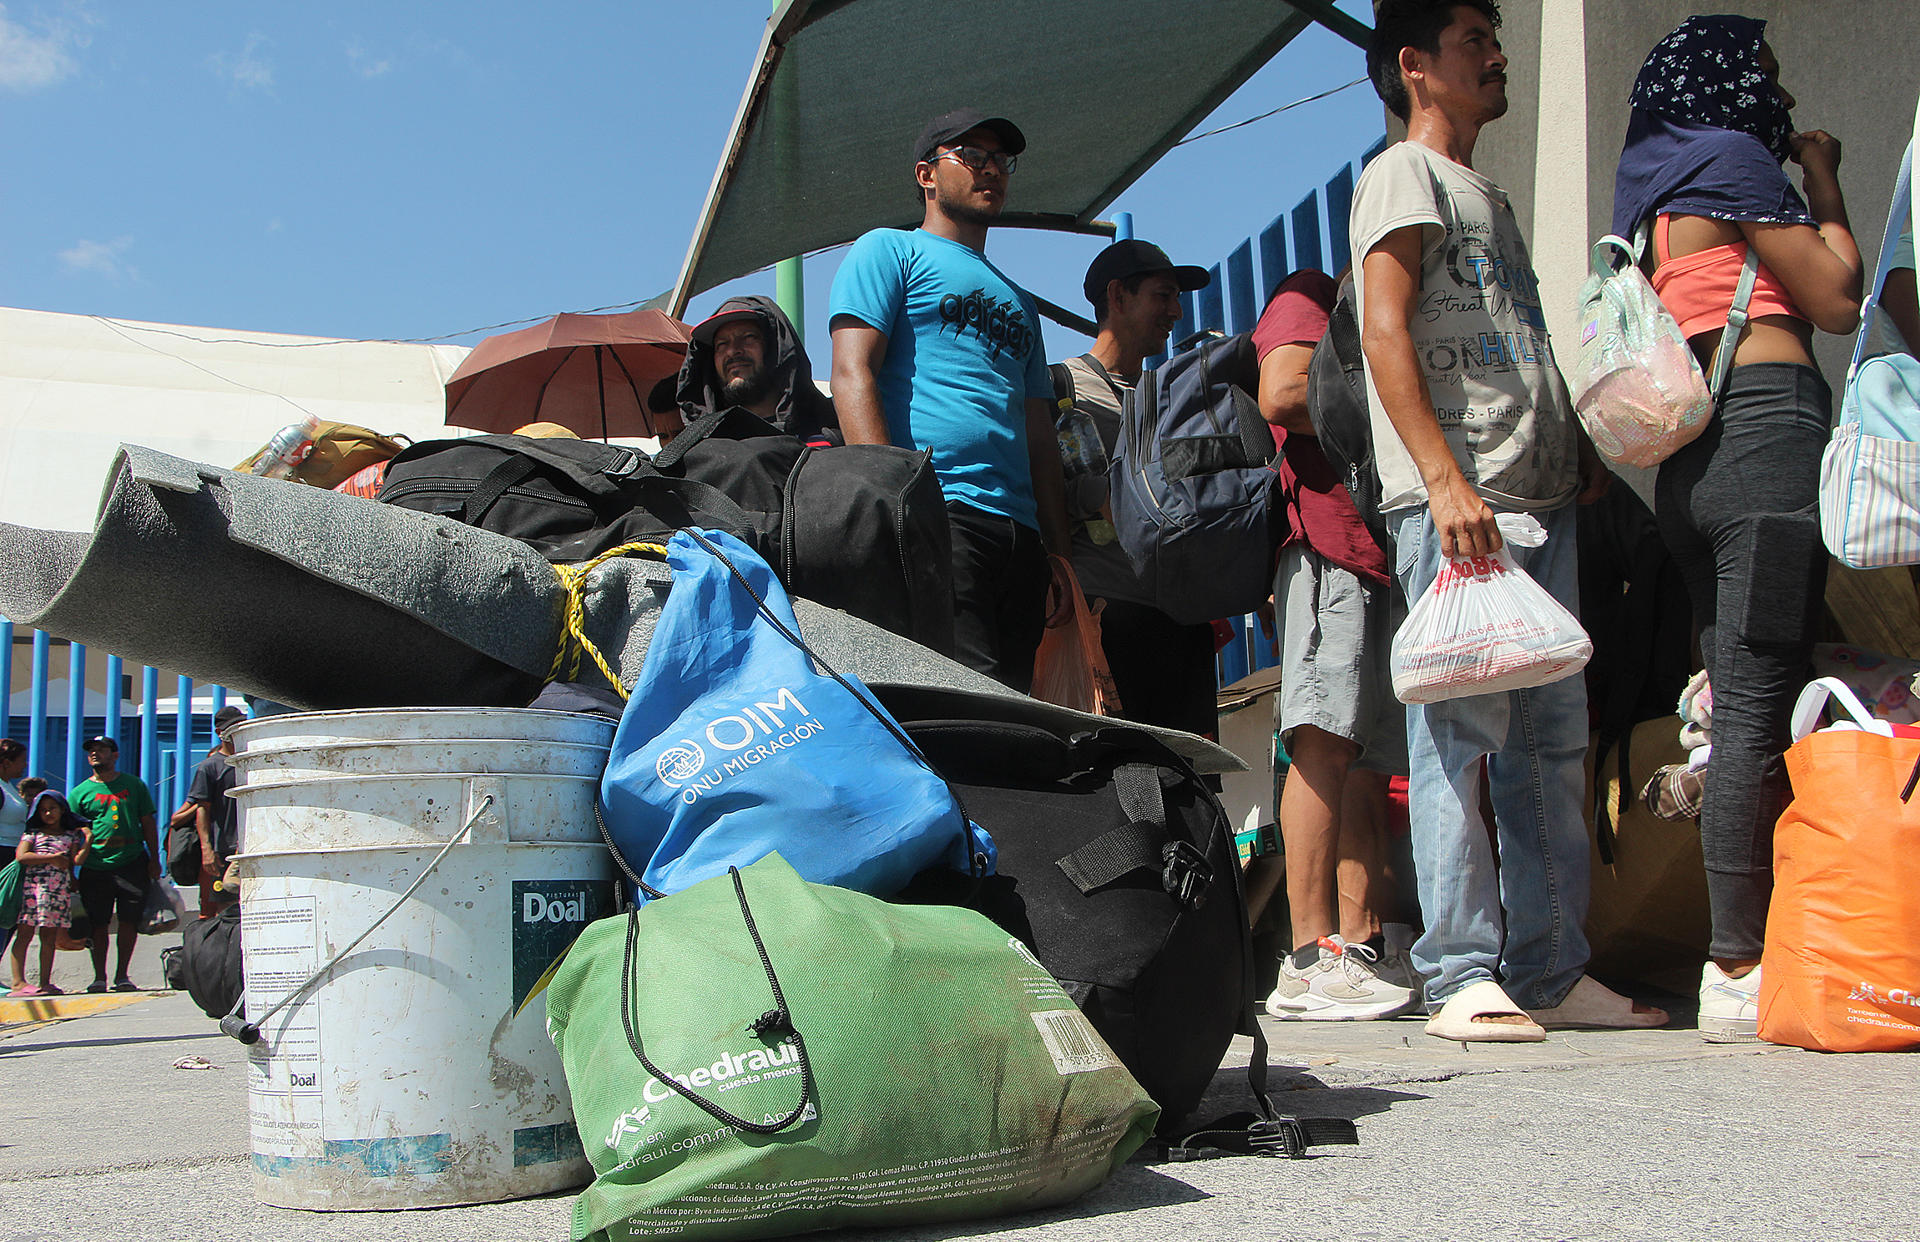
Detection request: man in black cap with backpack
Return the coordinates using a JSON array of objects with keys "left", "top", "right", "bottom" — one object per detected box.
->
[
  {"left": 829, "top": 108, "right": 1072, "bottom": 692},
  {"left": 1052, "top": 239, "right": 1217, "bottom": 735}
]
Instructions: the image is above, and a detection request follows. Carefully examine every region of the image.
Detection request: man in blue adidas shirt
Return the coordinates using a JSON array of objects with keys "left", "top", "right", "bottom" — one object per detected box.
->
[{"left": 829, "top": 108, "right": 1072, "bottom": 692}]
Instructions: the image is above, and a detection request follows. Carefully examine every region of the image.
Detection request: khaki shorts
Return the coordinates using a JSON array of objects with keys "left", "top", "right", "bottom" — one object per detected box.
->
[{"left": 1273, "top": 543, "right": 1407, "bottom": 776}]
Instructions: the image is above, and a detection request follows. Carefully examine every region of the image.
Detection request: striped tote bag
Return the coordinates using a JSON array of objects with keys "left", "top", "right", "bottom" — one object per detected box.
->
[{"left": 1822, "top": 122, "right": 1920, "bottom": 569}]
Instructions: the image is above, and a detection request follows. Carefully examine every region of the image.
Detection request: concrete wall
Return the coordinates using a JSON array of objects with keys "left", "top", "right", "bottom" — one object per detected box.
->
[{"left": 1471, "top": 1, "right": 1920, "bottom": 386}]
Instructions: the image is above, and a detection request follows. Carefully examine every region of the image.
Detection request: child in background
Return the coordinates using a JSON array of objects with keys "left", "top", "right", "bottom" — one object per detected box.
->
[{"left": 9, "top": 792, "right": 90, "bottom": 997}]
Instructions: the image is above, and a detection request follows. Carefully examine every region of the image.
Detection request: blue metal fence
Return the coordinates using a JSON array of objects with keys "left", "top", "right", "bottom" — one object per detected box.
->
[
  {"left": 3, "top": 621, "right": 229, "bottom": 863},
  {"left": 1175, "top": 135, "right": 1389, "bottom": 690}
]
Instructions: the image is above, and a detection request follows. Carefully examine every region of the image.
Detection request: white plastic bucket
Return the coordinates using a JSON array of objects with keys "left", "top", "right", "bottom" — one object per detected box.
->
[
  {"left": 232, "top": 706, "right": 615, "bottom": 752},
  {"left": 230, "top": 710, "right": 616, "bottom": 1211}
]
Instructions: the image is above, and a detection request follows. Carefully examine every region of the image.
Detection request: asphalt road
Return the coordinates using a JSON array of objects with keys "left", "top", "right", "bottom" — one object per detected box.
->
[{"left": 2, "top": 934, "right": 1913, "bottom": 1242}]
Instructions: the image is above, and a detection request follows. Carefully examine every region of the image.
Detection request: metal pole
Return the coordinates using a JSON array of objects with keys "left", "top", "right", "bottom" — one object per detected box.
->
[
  {"left": 140, "top": 666, "right": 159, "bottom": 795},
  {"left": 28, "top": 630, "right": 49, "bottom": 784},
  {"left": 174, "top": 675, "right": 192, "bottom": 812},
  {"left": 65, "top": 641, "right": 86, "bottom": 791},
  {"left": 0, "top": 616, "right": 12, "bottom": 743},
  {"left": 770, "top": 0, "right": 805, "bottom": 338},
  {"left": 105, "top": 654, "right": 124, "bottom": 745}
]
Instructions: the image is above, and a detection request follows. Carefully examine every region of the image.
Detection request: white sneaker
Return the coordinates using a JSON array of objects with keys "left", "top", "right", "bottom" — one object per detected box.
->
[
  {"left": 1699, "top": 961, "right": 1762, "bottom": 1043},
  {"left": 1265, "top": 935, "right": 1417, "bottom": 1021}
]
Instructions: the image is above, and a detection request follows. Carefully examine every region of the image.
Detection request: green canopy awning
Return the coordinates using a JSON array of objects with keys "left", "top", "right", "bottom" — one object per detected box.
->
[{"left": 669, "top": 0, "right": 1369, "bottom": 314}]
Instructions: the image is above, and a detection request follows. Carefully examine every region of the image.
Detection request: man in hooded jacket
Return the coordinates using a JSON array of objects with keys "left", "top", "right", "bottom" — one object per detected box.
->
[{"left": 676, "top": 295, "right": 839, "bottom": 444}]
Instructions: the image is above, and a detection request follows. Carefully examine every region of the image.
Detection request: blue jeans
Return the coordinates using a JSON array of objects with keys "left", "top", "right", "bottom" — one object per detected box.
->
[{"left": 1393, "top": 503, "right": 1592, "bottom": 1011}]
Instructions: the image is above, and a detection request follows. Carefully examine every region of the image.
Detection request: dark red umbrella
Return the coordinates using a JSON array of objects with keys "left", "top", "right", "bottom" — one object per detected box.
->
[{"left": 445, "top": 309, "right": 691, "bottom": 440}]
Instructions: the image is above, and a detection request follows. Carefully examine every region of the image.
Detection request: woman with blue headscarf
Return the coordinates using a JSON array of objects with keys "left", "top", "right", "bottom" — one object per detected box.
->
[{"left": 1612, "top": 15, "right": 1862, "bottom": 1046}]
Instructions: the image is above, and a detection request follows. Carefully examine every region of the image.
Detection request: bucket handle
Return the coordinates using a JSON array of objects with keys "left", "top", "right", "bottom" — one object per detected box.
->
[{"left": 220, "top": 794, "right": 494, "bottom": 1044}]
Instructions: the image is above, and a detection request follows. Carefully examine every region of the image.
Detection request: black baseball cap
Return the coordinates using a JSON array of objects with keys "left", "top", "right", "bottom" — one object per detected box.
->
[
  {"left": 912, "top": 108, "right": 1026, "bottom": 163},
  {"left": 84, "top": 734, "right": 118, "bottom": 751},
  {"left": 1083, "top": 240, "right": 1211, "bottom": 306},
  {"left": 215, "top": 705, "right": 249, "bottom": 735}
]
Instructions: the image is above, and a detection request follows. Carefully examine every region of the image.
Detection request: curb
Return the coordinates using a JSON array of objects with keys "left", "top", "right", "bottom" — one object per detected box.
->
[{"left": 0, "top": 990, "right": 163, "bottom": 1034}]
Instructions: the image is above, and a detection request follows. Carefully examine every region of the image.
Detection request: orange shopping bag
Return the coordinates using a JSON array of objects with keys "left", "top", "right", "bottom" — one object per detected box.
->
[
  {"left": 1760, "top": 679, "right": 1920, "bottom": 1052},
  {"left": 1030, "top": 557, "right": 1122, "bottom": 717}
]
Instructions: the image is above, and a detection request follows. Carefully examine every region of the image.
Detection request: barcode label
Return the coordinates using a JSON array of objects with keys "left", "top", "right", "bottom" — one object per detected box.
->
[{"left": 1030, "top": 1009, "right": 1120, "bottom": 1076}]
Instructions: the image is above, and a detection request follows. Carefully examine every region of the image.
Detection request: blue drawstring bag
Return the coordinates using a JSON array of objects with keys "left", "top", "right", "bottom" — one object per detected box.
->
[{"left": 600, "top": 528, "right": 992, "bottom": 904}]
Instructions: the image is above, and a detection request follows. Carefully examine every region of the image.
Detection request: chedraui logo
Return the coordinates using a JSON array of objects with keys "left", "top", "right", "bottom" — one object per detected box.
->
[
  {"left": 642, "top": 1039, "right": 803, "bottom": 1104},
  {"left": 606, "top": 1105, "right": 651, "bottom": 1150},
  {"left": 1849, "top": 981, "right": 1920, "bottom": 1007},
  {"left": 653, "top": 687, "right": 828, "bottom": 806}
]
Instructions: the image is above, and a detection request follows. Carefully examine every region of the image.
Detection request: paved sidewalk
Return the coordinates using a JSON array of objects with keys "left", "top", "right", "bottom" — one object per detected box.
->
[{"left": 2, "top": 936, "right": 1911, "bottom": 1242}]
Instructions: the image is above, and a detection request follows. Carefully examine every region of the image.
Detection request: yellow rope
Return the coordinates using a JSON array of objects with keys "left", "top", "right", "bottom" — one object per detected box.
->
[{"left": 548, "top": 541, "right": 668, "bottom": 700}]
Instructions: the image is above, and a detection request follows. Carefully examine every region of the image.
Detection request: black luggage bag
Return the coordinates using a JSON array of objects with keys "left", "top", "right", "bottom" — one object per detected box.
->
[
  {"left": 901, "top": 720, "right": 1358, "bottom": 1155},
  {"left": 652, "top": 410, "right": 955, "bottom": 655},
  {"left": 174, "top": 903, "right": 244, "bottom": 1021},
  {"left": 376, "top": 433, "right": 766, "bottom": 561},
  {"left": 378, "top": 415, "right": 955, "bottom": 654}
]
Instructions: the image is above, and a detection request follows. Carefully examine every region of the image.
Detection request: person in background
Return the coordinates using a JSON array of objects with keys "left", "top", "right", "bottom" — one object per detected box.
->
[
  {"left": 185, "top": 706, "right": 247, "bottom": 918},
  {"left": 830, "top": 108, "right": 1072, "bottom": 692},
  {"left": 9, "top": 791, "right": 90, "bottom": 997},
  {"left": 0, "top": 738, "right": 28, "bottom": 986},
  {"left": 1356, "top": 0, "right": 1662, "bottom": 1040},
  {"left": 1053, "top": 240, "right": 1217, "bottom": 736},
  {"left": 70, "top": 736, "right": 158, "bottom": 993},
  {"left": 1248, "top": 269, "right": 1415, "bottom": 1021},
  {"left": 1612, "top": 15, "right": 1861, "bottom": 1042},
  {"left": 677, "top": 295, "right": 839, "bottom": 445}
]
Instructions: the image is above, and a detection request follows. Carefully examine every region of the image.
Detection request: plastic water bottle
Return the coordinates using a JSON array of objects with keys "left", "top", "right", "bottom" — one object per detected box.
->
[
  {"left": 257, "top": 418, "right": 319, "bottom": 479},
  {"left": 1056, "top": 408, "right": 1108, "bottom": 481}
]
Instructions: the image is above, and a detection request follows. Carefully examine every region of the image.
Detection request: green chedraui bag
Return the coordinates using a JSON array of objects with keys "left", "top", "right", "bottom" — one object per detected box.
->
[{"left": 545, "top": 853, "right": 1158, "bottom": 1242}]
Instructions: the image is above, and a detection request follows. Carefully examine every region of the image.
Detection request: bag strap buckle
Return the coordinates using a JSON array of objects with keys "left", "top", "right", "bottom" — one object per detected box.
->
[{"left": 1160, "top": 839, "right": 1212, "bottom": 909}]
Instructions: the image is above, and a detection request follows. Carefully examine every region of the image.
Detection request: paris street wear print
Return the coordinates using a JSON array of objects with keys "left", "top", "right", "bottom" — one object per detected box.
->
[{"left": 1350, "top": 141, "right": 1578, "bottom": 514}]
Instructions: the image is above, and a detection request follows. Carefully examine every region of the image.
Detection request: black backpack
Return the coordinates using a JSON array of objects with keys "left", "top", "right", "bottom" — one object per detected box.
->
[
  {"left": 1305, "top": 275, "right": 1391, "bottom": 554},
  {"left": 897, "top": 720, "right": 1358, "bottom": 1156},
  {"left": 1105, "top": 333, "right": 1278, "bottom": 625}
]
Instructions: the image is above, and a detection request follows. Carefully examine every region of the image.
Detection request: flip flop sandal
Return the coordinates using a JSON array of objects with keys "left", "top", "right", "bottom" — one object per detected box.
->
[
  {"left": 112, "top": 979, "right": 140, "bottom": 992},
  {"left": 1425, "top": 979, "right": 1547, "bottom": 1042},
  {"left": 85, "top": 979, "right": 109, "bottom": 994},
  {"left": 1525, "top": 975, "right": 1668, "bottom": 1030}
]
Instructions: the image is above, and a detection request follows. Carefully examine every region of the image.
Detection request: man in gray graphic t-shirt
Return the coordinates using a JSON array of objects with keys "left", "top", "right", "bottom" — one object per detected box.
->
[{"left": 1353, "top": 0, "right": 1662, "bottom": 1044}]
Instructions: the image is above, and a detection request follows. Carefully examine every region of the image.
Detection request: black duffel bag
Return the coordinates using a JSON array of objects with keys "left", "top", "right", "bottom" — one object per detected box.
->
[
  {"left": 381, "top": 414, "right": 955, "bottom": 654},
  {"left": 653, "top": 410, "right": 955, "bottom": 656},
  {"left": 897, "top": 720, "right": 1357, "bottom": 1156},
  {"left": 178, "top": 902, "right": 244, "bottom": 1021},
  {"left": 377, "top": 433, "right": 767, "bottom": 561}
]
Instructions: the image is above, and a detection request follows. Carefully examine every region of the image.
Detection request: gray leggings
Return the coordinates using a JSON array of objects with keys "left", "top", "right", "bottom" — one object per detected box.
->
[{"left": 1655, "top": 362, "right": 1831, "bottom": 962}]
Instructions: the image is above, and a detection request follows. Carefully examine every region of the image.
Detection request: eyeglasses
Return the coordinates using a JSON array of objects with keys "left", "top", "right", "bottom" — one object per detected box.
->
[{"left": 932, "top": 146, "right": 1017, "bottom": 176}]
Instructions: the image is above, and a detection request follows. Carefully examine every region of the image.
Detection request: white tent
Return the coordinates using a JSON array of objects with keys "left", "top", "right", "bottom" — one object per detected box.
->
[{"left": 0, "top": 306, "right": 473, "bottom": 533}]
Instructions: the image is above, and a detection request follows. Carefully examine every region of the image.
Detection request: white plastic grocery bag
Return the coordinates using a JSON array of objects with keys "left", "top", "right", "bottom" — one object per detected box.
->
[{"left": 1391, "top": 513, "right": 1593, "bottom": 704}]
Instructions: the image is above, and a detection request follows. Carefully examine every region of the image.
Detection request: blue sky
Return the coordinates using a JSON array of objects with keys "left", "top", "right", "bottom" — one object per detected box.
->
[{"left": 1, "top": 1, "right": 1384, "bottom": 355}]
